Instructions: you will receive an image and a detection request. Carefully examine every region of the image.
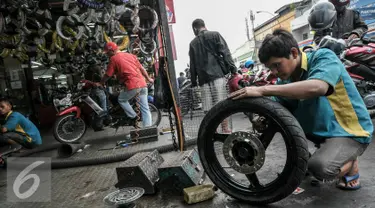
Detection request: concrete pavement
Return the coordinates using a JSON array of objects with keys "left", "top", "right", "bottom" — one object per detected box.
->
[{"left": 0, "top": 113, "right": 374, "bottom": 208}]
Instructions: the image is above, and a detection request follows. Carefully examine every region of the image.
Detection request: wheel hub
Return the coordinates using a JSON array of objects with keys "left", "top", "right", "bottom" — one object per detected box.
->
[
  {"left": 223, "top": 132, "right": 266, "bottom": 174},
  {"left": 62, "top": 121, "right": 75, "bottom": 134},
  {"left": 103, "top": 187, "right": 144, "bottom": 206}
]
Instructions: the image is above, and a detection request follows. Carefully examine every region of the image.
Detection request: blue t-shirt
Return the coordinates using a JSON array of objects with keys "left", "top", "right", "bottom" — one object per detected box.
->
[
  {"left": 3, "top": 111, "right": 42, "bottom": 145},
  {"left": 274, "top": 48, "right": 373, "bottom": 144}
]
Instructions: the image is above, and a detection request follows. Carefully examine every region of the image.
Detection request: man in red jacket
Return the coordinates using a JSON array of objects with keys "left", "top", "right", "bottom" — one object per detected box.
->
[{"left": 100, "top": 42, "right": 154, "bottom": 127}]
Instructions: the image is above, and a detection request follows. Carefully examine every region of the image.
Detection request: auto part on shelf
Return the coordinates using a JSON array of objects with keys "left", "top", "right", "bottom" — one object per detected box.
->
[
  {"left": 131, "top": 5, "right": 159, "bottom": 33},
  {"left": 56, "top": 14, "right": 84, "bottom": 41}
]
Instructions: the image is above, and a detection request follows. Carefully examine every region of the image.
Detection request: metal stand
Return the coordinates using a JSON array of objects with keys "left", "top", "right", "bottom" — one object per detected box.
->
[{"left": 156, "top": 0, "right": 186, "bottom": 151}]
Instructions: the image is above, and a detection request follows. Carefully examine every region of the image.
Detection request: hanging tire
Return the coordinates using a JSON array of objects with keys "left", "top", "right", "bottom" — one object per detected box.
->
[
  {"left": 53, "top": 114, "right": 87, "bottom": 144},
  {"left": 197, "top": 97, "right": 309, "bottom": 205}
]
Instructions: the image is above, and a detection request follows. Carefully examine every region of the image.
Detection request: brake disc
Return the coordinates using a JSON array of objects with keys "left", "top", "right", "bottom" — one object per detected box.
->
[
  {"left": 103, "top": 187, "right": 145, "bottom": 206},
  {"left": 223, "top": 131, "right": 266, "bottom": 174}
]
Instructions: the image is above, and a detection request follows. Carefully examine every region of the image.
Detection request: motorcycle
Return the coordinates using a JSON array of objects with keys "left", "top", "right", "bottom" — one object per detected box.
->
[
  {"left": 229, "top": 68, "right": 277, "bottom": 93},
  {"left": 52, "top": 88, "right": 72, "bottom": 113},
  {"left": 53, "top": 81, "right": 162, "bottom": 143},
  {"left": 316, "top": 29, "right": 375, "bottom": 115}
]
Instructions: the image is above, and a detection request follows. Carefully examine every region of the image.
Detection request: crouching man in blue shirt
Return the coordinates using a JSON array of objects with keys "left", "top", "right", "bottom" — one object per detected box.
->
[
  {"left": 0, "top": 98, "right": 42, "bottom": 149},
  {"left": 229, "top": 29, "right": 373, "bottom": 190}
]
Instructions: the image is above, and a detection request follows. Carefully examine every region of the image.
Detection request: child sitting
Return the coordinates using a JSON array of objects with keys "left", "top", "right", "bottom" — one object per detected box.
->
[{"left": 0, "top": 98, "right": 42, "bottom": 149}]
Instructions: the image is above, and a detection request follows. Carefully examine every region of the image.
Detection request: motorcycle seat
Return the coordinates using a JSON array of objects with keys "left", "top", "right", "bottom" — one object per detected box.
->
[{"left": 350, "top": 64, "right": 375, "bottom": 82}]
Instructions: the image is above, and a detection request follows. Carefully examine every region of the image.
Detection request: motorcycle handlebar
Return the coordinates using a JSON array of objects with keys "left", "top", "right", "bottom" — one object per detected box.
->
[{"left": 71, "top": 92, "right": 89, "bottom": 102}]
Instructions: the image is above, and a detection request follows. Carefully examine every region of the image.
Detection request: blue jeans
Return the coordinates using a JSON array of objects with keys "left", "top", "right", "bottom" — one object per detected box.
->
[
  {"left": 92, "top": 88, "right": 107, "bottom": 112},
  {"left": 118, "top": 87, "right": 152, "bottom": 127}
]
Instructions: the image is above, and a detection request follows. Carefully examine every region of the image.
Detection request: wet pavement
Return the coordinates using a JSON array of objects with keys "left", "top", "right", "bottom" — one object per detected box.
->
[{"left": 0, "top": 113, "right": 374, "bottom": 208}]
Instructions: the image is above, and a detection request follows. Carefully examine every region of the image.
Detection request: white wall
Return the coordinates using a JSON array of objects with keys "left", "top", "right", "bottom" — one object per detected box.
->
[{"left": 293, "top": 25, "right": 313, "bottom": 42}]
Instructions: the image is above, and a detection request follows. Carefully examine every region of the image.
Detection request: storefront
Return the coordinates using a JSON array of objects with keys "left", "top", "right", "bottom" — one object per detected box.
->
[{"left": 0, "top": 0, "right": 180, "bottom": 129}]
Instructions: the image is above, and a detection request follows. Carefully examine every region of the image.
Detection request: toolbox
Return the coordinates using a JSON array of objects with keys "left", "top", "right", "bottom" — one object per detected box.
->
[
  {"left": 157, "top": 149, "right": 204, "bottom": 194},
  {"left": 115, "top": 150, "right": 164, "bottom": 194}
]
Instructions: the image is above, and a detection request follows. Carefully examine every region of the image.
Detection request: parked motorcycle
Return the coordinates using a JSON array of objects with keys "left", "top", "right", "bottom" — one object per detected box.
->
[
  {"left": 53, "top": 81, "right": 162, "bottom": 143},
  {"left": 316, "top": 29, "right": 375, "bottom": 116},
  {"left": 52, "top": 88, "right": 72, "bottom": 113},
  {"left": 229, "top": 68, "right": 277, "bottom": 93}
]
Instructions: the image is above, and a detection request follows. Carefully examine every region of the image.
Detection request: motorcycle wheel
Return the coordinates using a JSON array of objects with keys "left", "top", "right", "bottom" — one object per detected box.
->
[
  {"left": 149, "top": 103, "right": 162, "bottom": 127},
  {"left": 53, "top": 114, "right": 87, "bottom": 143},
  {"left": 198, "top": 97, "right": 309, "bottom": 205}
]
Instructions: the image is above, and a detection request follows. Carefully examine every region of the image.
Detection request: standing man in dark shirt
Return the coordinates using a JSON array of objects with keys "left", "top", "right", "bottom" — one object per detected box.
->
[
  {"left": 189, "top": 19, "right": 237, "bottom": 113},
  {"left": 313, "top": 0, "right": 367, "bottom": 45},
  {"left": 177, "top": 72, "right": 187, "bottom": 88}
]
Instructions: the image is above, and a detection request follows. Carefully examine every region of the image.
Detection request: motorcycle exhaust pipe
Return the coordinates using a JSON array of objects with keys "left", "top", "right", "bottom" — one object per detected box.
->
[{"left": 58, "top": 143, "right": 86, "bottom": 158}]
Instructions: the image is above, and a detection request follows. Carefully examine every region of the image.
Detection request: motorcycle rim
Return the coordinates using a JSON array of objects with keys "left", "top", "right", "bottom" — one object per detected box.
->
[{"left": 54, "top": 114, "right": 87, "bottom": 143}]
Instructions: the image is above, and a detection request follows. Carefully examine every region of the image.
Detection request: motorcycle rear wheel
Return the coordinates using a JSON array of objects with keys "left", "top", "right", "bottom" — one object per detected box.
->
[
  {"left": 198, "top": 97, "right": 309, "bottom": 205},
  {"left": 149, "top": 103, "right": 162, "bottom": 127},
  {"left": 53, "top": 114, "right": 87, "bottom": 143}
]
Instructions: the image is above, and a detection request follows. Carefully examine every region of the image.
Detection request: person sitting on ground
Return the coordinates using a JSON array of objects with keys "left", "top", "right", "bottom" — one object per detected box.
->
[
  {"left": 229, "top": 29, "right": 373, "bottom": 190},
  {"left": 0, "top": 98, "right": 42, "bottom": 149}
]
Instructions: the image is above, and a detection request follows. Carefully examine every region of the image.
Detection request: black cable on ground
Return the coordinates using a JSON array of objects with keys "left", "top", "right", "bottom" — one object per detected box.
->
[
  {"left": 50, "top": 138, "right": 197, "bottom": 169},
  {"left": 9, "top": 139, "right": 197, "bottom": 170},
  {"left": 13, "top": 143, "right": 63, "bottom": 157}
]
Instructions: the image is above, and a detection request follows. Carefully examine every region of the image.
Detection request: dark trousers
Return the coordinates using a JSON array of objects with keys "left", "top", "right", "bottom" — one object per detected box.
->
[{"left": 0, "top": 132, "right": 37, "bottom": 149}]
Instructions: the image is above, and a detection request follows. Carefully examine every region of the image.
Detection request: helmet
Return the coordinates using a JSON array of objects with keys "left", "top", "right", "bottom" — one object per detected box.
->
[
  {"left": 329, "top": 0, "right": 350, "bottom": 7},
  {"left": 329, "top": 0, "right": 350, "bottom": 13},
  {"left": 244, "top": 60, "right": 254, "bottom": 69},
  {"left": 308, "top": 2, "right": 337, "bottom": 31}
]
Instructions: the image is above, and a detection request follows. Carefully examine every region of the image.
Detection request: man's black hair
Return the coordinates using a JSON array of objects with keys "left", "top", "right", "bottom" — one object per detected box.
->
[
  {"left": 258, "top": 28, "right": 300, "bottom": 64},
  {"left": 180, "top": 72, "right": 185, "bottom": 76},
  {"left": 192, "top": 19, "right": 205, "bottom": 29},
  {"left": 0, "top": 97, "right": 13, "bottom": 109}
]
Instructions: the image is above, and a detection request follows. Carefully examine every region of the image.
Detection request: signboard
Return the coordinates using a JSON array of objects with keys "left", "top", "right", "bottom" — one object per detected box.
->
[
  {"left": 165, "top": 0, "right": 176, "bottom": 24},
  {"left": 10, "top": 70, "right": 20, "bottom": 81},
  {"left": 11, "top": 81, "right": 22, "bottom": 90},
  {"left": 298, "top": 39, "right": 315, "bottom": 49},
  {"left": 350, "top": 0, "right": 375, "bottom": 27}
]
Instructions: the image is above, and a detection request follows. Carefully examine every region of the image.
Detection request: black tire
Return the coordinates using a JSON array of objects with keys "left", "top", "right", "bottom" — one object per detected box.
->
[
  {"left": 149, "top": 103, "right": 162, "bottom": 127},
  {"left": 53, "top": 114, "right": 87, "bottom": 144},
  {"left": 197, "top": 97, "right": 309, "bottom": 205}
]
